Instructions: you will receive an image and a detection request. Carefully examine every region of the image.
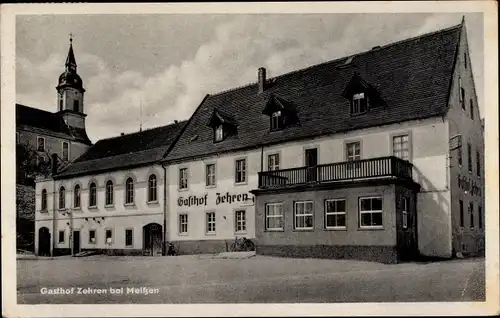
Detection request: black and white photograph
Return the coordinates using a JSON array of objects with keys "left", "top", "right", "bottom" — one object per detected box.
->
[{"left": 1, "top": 2, "right": 498, "bottom": 317}]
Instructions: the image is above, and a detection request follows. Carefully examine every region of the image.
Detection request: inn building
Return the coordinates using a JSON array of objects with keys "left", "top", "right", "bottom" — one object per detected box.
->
[
  {"left": 35, "top": 19, "right": 484, "bottom": 262},
  {"left": 162, "top": 19, "right": 484, "bottom": 262}
]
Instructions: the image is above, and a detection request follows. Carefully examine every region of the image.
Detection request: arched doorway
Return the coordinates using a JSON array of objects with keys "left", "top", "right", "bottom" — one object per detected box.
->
[
  {"left": 38, "top": 227, "right": 51, "bottom": 256},
  {"left": 143, "top": 223, "right": 163, "bottom": 256}
]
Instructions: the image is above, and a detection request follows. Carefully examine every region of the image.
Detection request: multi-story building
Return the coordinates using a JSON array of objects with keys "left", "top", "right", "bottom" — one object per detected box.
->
[
  {"left": 34, "top": 19, "right": 484, "bottom": 263},
  {"left": 35, "top": 122, "right": 185, "bottom": 256},
  {"left": 17, "top": 38, "right": 92, "bottom": 251},
  {"left": 163, "top": 19, "right": 484, "bottom": 263}
]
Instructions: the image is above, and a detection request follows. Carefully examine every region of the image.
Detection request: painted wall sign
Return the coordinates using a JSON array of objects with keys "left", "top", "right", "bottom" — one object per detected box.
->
[
  {"left": 177, "top": 192, "right": 255, "bottom": 207},
  {"left": 178, "top": 194, "right": 208, "bottom": 207},
  {"left": 216, "top": 192, "right": 255, "bottom": 205},
  {"left": 457, "top": 174, "right": 481, "bottom": 196}
]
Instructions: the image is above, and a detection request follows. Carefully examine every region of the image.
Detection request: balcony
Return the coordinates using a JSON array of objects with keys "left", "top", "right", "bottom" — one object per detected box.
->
[{"left": 258, "top": 156, "right": 413, "bottom": 189}]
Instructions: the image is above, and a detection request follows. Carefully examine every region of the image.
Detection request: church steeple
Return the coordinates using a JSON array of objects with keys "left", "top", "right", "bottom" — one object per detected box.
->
[
  {"left": 65, "top": 34, "right": 77, "bottom": 73},
  {"left": 56, "top": 34, "right": 87, "bottom": 132}
]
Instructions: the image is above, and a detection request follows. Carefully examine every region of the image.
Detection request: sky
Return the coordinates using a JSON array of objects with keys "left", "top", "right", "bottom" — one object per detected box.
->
[{"left": 16, "top": 13, "right": 484, "bottom": 143}]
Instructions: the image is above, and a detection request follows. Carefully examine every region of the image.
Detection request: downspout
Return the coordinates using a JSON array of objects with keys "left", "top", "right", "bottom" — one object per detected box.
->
[{"left": 162, "top": 164, "right": 168, "bottom": 256}]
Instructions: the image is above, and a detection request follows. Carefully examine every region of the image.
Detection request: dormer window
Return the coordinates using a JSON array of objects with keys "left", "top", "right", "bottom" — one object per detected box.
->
[
  {"left": 215, "top": 125, "right": 224, "bottom": 142},
  {"left": 208, "top": 108, "right": 238, "bottom": 143},
  {"left": 352, "top": 92, "right": 368, "bottom": 115},
  {"left": 271, "top": 111, "right": 283, "bottom": 131}
]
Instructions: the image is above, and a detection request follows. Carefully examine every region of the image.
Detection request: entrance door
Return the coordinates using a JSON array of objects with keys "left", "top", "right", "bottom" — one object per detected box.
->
[
  {"left": 305, "top": 148, "right": 318, "bottom": 182},
  {"left": 143, "top": 223, "right": 163, "bottom": 256},
  {"left": 397, "top": 196, "right": 418, "bottom": 261},
  {"left": 38, "top": 227, "right": 51, "bottom": 256},
  {"left": 73, "top": 230, "right": 81, "bottom": 255}
]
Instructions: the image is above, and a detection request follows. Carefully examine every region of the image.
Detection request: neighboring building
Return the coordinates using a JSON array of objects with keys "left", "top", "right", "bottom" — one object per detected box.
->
[
  {"left": 16, "top": 38, "right": 92, "bottom": 252},
  {"left": 34, "top": 121, "right": 185, "bottom": 256},
  {"left": 162, "top": 18, "right": 484, "bottom": 263}
]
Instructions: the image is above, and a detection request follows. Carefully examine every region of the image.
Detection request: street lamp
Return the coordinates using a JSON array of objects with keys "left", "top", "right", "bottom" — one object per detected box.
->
[{"left": 61, "top": 208, "right": 74, "bottom": 256}]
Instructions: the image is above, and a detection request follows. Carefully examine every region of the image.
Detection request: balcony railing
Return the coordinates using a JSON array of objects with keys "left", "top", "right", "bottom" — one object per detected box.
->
[{"left": 258, "top": 156, "right": 413, "bottom": 189}]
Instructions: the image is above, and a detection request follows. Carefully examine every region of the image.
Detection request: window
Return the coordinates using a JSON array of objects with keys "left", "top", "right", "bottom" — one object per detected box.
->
[
  {"left": 294, "top": 201, "right": 314, "bottom": 230},
  {"left": 467, "top": 142, "right": 473, "bottom": 172},
  {"left": 62, "top": 142, "right": 69, "bottom": 161},
  {"left": 402, "top": 198, "right": 408, "bottom": 229},
  {"left": 74, "top": 185, "right": 81, "bottom": 208},
  {"left": 235, "top": 210, "right": 246, "bottom": 233},
  {"left": 459, "top": 200, "right": 464, "bottom": 227},
  {"left": 58, "top": 186, "right": 65, "bottom": 210},
  {"left": 460, "top": 89, "right": 466, "bottom": 109},
  {"left": 464, "top": 52, "right": 467, "bottom": 69},
  {"left": 478, "top": 206, "right": 483, "bottom": 229},
  {"left": 73, "top": 100, "right": 79, "bottom": 112},
  {"left": 325, "top": 199, "right": 346, "bottom": 229},
  {"left": 205, "top": 164, "right": 216, "bottom": 187},
  {"left": 265, "top": 203, "right": 284, "bottom": 230},
  {"left": 470, "top": 99, "right": 474, "bottom": 120},
  {"left": 125, "top": 178, "right": 134, "bottom": 204},
  {"left": 125, "top": 229, "right": 133, "bottom": 247},
  {"left": 58, "top": 230, "right": 65, "bottom": 244},
  {"left": 105, "top": 229, "right": 113, "bottom": 244},
  {"left": 268, "top": 154, "right": 280, "bottom": 171},
  {"left": 37, "top": 137, "right": 45, "bottom": 152},
  {"left": 89, "top": 230, "right": 96, "bottom": 244},
  {"left": 476, "top": 151, "right": 481, "bottom": 177},
  {"left": 346, "top": 142, "right": 361, "bottom": 161},
  {"left": 105, "top": 181, "right": 113, "bottom": 206},
  {"left": 215, "top": 125, "right": 224, "bottom": 142},
  {"left": 59, "top": 99, "right": 63, "bottom": 111},
  {"left": 179, "top": 168, "right": 188, "bottom": 190},
  {"left": 235, "top": 159, "right": 247, "bottom": 183},
  {"left": 89, "top": 182, "right": 97, "bottom": 207},
  {"left": 393, "top": 134, "right": 410, "bottom": 161},
  {"left": 41, "top": 189, "right": 47, "bottom": 211},
  {"left": 179, "top": 214, "right": 188, "bottom": 234},
  {"left": 270, "top": 111, "right": 283, "bottom": 131},
  {"left": 206, "top": 212, "right": 216, "bottom": 234},
  {"left": 458, "top": 147, "right": 463, "bottom": 166},
  {"left": 469, "top": 202, "right": 474, "bottom": 229},
  {"left": 351, "top": 92, "right": 368, "bottom": 114},
  {"left": 359, "top": 197, "right": 383, "bottom": 228},
  {"left": 148, "top": 174, "right": 157, "bottom": 202}
]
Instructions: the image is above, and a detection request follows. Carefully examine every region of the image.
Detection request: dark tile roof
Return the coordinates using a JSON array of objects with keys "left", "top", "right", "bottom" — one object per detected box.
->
[
  {"left": 54, "top": 121, "right": 186, "bottom": 178},
  {"left": 16, "top": 104, "right": 71, "bottom": 135},
  {"left": 165, "top": 23, "right": 462, "bottom": 163},
  {"left": 16, "top": 104, "right": 92, "bottom": 145}
]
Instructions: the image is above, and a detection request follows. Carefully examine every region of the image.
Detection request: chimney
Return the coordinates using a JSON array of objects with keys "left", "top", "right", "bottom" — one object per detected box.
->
[
  {"left": 258, "top": 67, "right": 266, "bottom": 93},
  {"left": 174, "top": 120, "right": 178, "bottom": 124},
  {"left": 51, "top": 153, "right": 58, "bottom": 175},
  {"left": 121, "top": 133, "right": 125, "bottom": 136}
]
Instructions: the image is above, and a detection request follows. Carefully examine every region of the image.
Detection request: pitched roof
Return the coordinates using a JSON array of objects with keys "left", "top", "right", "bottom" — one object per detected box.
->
[
  {"left": 54, "top": 121, "right": 186, "bottom": 178},
  {"left": 16, "top": 104, "right": 92, "bottom": 145},
  {"left": 165, "top": 23, "right": 462, "bottom": 163}
]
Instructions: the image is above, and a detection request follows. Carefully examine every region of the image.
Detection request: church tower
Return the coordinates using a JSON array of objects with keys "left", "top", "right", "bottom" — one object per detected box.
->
[{"left": 56, "top": 35, "right": 86, "bottom": 130}]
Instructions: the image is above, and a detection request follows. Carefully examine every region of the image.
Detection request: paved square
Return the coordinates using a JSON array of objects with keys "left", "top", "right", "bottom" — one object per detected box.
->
[{"left": 17, "top": 254, "right": 485, "bottom": 304}]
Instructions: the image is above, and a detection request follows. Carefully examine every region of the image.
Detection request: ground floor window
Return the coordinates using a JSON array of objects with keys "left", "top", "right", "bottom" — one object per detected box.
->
[
  {"left": 359, "top": 197, "right": 383, "bottom": 228},
  {"left": 294, "top": 201, "right": 314, "bottom": 230},
  {"left": 478, "top": 205, "right": 483, "bottom": 229},
  {"left": 469, "top": 202, "right": 474, "bottom": 229},
  {"left": 88, "top": 230, "right": 96, "bottom": 244},
  {"left": 125, "top": 229, "right": 133, "bottom": 247},
  {"left": 325, "top": 199, "right": 346, "bottom": 229},
  {"left": 206, "top": 212, "right": 216, "bottom": 234},
  {"left": 459, "top": 200, "right": 464, "bottom": 227},
  {"left": 58, "top": 230, "right": 65, "bottom": 243},
  {"left": 179, "top": 214, "right": 188, "bottom": 234},
  {"left": 265, "top": 203, "right": 284, "bottom": 230},
  {"left": 235, "top": 210, "right": 246, "bottom": 233},
  {"left": 105, "top": 229, "right": 113, "bottom": 244}
]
